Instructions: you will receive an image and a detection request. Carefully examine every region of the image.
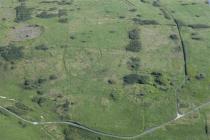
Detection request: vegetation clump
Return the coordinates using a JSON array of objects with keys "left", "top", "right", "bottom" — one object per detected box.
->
[
  {"left": 152, "top": 0, "right": 160, "bottom": 7},
  {"left": 0, "top": 44, "right": 24, "bottom": 61},
  {"left": 123, "top": 74, "right": 149, "bottom": 85},
  {"left": 127, "top": 57, "right": 140, "bottom": 71},
  {"left": 126, "top": 39, "right": 142, "bottom": 52},
  {"left": 58, "top": 9, "right": 67, "bottom": 17},
  {"left": 195, "top": 73, "right": 205, "bottom": 80},
  {"left": 58, "top": 18, "right": 68, "bottom": 23},
  {"left": 129, "top": 8, "right": 137, "bottom": 12},
  {"left": 32, "top": 96, "right": 47, "bottom": 106},
  {"left": 133, "top": 18, "right": 159, "bottom": 25},
  {"left": 57, "top": 0, "right": 73, "bottom": 5},
  {"left": 36, "top": 11, "right": 57, "bottom": 18},
  {"left": 126, "top": 29, "right": 142, "bottom": 52},
  {"left": 35, "top": 44, "right": 48, "bottom": 51},
  {"left": 15, "top": 3, "right": 32, "bottom": 22},
  {"left": 128, "top": 29, "right": 139, "bottom": 40},
  {"left": 23, "top": 78, "right": 47, "bottom": 90},
  {"left": 160, "top": 8, "right": 171, "bottom": 20},
  {"left": 151, "top": 72, "right": 168, "bottom": 87},
  {"left": 49, "top": 74, "right": 57, "bottom": 80},
  {"left": 169, "top": 34, "right": 178, "bottom": 40},
  {"left": 6, "top": 103, "right": 31, "bottom": 116},
  {"left": 188, "top": 24, "right": 210, "bottom": 29},
  {"left": 15, "top": 102, "right": 31, "bottom": 111}
]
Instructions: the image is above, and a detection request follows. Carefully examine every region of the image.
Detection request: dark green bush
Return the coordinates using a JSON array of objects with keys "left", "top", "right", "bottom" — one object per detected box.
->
[
  {"left": 15, "top": 102, "right": 31, "bottom": 111},
  {"left": 35, "top": 44, "right": 48, "bottom": 51},
  {"left": 58, "top": 0, "right": 73, "bottom": 5},
  {"left": 128, "top": 29, "right": 139, "bottom": 40},
  {"left": 32, "top": 96, "right": 47, "bottom": 106},
  {"left": 151, "top": 72, "right": 166, "bottom": 86},
  {"left": 127, "top": 57, "right": 140, "bottom": 71},
  {"left": 19, "top": 0, "right": 26, "bottom": 2},
  {"left": 49, "top": 74, "right": 57, "bottom": 80},
  {"left": 191, "top": 36, "right": 202, "bottom": 40},
  {"left": 169, "top": 34, "right": 178, "bottom": 40},
  {"left": 6, "top": 106, "right": 26, "bottom": 115},
  {"left": 23, "top": 78, "right": 47, "bottom": 90},
  {"left": 15, "top": 3, "right": 32, "bottom": 22},
  {"left": 195, "top": 73, "right": 205, "bottom": 80},
  {"left": 18, "top": 121, "right": 27, "bottom": 128},
  {"left": 140, "top": 0, "right": 146, "bottom": 3},
  {"left": 160, "top": 8, "right": 171, "bottom": 20},
  {"left": 126, "top": 40, "right": 141, "bottom": 52},
  {"left": 0, "top": 44, "right": 24, "bottom": 61},
  {"left": 107, "top": 79, "right": 116, "bottom": 84},
  {"left": 152, "top": 1, "right": 160, "bottom": 7},
  {"left": 129, "top": 8, "right": 137, "bottom": 12},
  {"left": 151, "top": 71, "right": 162, "bottom": 77},
  {"left": 36, "top": 11, "right": 57, "bottom": 18},
  {"left": 133, "top": 18, "right": 159, "bottom": 25},
  {"left": 58, "top": 9, "right": 67, "bottom": 17},
  {"left": 188, "top": 24, "right": 210, "bottom": 29},
  {"left": 58, "top": 17, "right": 68, "bottom": 23},
  {"left": 123, "top": 74, "right": 149, "bottom": 85}
]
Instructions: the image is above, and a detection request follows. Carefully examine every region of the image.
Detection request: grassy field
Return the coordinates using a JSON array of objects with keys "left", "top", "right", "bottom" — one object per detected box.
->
[{"left": 0, "top": 0, "right": 210, "bottom": 139}]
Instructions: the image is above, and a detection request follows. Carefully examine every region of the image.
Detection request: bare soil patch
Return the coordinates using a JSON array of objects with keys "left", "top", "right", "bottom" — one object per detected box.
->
[{"left": 8, "top": 24, "right": 43, "bottom": 41}]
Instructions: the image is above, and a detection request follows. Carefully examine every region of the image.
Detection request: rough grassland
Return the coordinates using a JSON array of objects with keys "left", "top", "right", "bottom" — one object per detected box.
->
[{"left": 0, "top": 0, "right": 210, "bottom": 140}]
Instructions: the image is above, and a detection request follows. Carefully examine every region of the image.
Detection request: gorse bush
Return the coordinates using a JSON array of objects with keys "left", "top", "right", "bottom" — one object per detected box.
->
[
  {"left": 126, "top": 29, "right": 142, "bottom": 52},
  {"left": 32, "top": 96, "right": 47, "bottom": 106},
  {"left": 160, "top": 8, "right": 171, "bottom": 20},
  {"left": 169, "top": 34, "right": 178, "bottom": 40},
  {"left": 152, "top": 1, "right": 160, "bottom": 7},
  {"left": 15, "top": 3, "right": 32, "bottom": 22},
  {"left": 35, "top": 44, "right": 48, "bottom": 51},
  {"left": 58, "top": 9, "right": 67, "bottom": 17},
  {"left": 128, "top": 29, "right": 139, "bottom": 40},
  {"left": 188, "top": 24, "right": 210, "bottom": 29},
  {"left": 0, "top": 44, "right": 24, "bottom": 61},
  {"left": 127, "top": 57, "right": 140, "bottom": 71},
  {"left": 123, "top": 74, "right": 149, "bottom": 85},
  {"left": 23, "top": 78, "right": 47, "bottom": 90},
  {"left": 58, "top": 17, "right": 68, "bottom": 23},
  {"left": 133, "top": 18, "right": 159, "bottom": 25},
  {"left": 126, "top": 39, "right": 142, "bottom": 52},
  {"left": 36, "top": 11, "right": 57, "bottom": 18}
]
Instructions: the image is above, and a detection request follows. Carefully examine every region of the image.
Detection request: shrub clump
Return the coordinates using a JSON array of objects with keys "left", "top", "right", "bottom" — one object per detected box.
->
[
  {"left": 151, "top": 72, "right": 166, "bottom": 86},
  {"left": 23, "top": 78, "right": 47, "bottom": 90},
  {"left": 0, "top": 44, "right": 24, "bottom": 61},
  {"left": 58, "top": 9, "right": 67, "bottom": 17},
  {"left": 169, "top": 34, "right": 178, "bottom": 40},
  {"left": 58, "top": 17, "right": 68, "bottom": 23},
  {"left": 15, "top": 102, "right": 31, "bottom": 111},
  {"left": 188, "top": 24, "right": 210, "bottom": 29},
  {"left": 152, "top": 1, "right": 160, "bottom": 7},
  {"left": 160, "top": 8, "right": 171, "bottom": 20},
  {"left": 35, "top": 44, "right": 48, "bottom": 51},
  {"left": 123, "top": 74, "right": 149, "bottom": 85},
  {"left": 15, "top": 3, "right": 32, "bottom": 22},
  {"left": 126, "top": 29, "right": 142, "bottom": 52},
  {"left": 32, "top": 96, "right": 47, "bottom": 106},
  {"left": 36, "top": 11, "right": 57, "bottom": 18},
  {"left": 133, "top": 18, "right": 159, "bottom": 25},
  {"left": 127, "top": 57, "right": 140, "bottom": 71},
  {"left": 126, "top": 39, "right": 142, "bottom": 52},
  {"left": 128, "top": 29, "right": 139, "bottom": 40},
  {"left": 195, "top": 73, "right": 205, "bottom": 80},
  {"left": 6, "top": 103, "right": 31, "bottom": 116}
]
